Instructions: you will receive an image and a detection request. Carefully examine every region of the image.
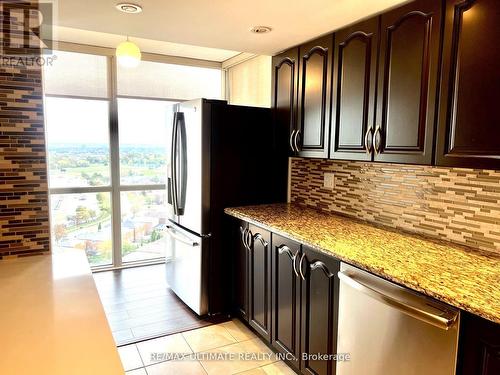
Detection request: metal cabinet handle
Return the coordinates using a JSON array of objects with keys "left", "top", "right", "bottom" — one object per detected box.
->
[
  {"left": 310, "top": 261, "right": 334, "bottom": 277},
  {"left": 298, "top": 252, "right": 306, "bottom": 280},
  {"left": 289, "top": 129, "right": 297, "bottom": 152},
  {"left": 254, "top": 233, "right": 268, "bottom": 247},
  {"left": 240, "top": 226, "right": 248, "bottom": 250},
  {"left": 337, "top": 271, "right": 459, "bottom": 330},
  {"left": 364, "top": 126, "right": 373, "bottom": 154},
  {"left": 373, "top": 126, "right": 382, "bottom": 154},
  {"left": 294, "top": 129, "right": 301, "bottom": 152},
  {"left": 245, "top": 229, "right": 252, "bottom": 250},
  {"left": 278, "top": 245, "right": 299, "bottom": 277}
]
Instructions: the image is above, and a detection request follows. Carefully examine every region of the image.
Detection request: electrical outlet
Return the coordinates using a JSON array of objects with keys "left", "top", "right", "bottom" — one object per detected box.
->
[{"left": 324, "top": 173, "right": 335, "bottom": 189}]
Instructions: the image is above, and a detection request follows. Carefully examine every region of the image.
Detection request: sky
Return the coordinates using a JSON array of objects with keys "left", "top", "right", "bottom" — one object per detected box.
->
[{"left": 44, "top": 97, "right": 176, "bottom": 146}]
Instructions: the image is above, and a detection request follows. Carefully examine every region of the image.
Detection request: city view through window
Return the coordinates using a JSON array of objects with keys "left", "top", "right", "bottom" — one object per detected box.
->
[{"left": 45, "top": 97, "right": 175, "bottom": 266}]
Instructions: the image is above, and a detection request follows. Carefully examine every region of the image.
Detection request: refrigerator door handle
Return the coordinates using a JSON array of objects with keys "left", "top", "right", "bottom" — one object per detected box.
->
[
  {"left": 171, "top": 112, "right": 180, "bottom": 216},
  {"left": 177, "top": 112, "right": 187, "bottom": 216},
  {"left": 166, "top": 225, "right": 199, "bottom": 247},
  {"left": 337, "top": 271, "right": 459, "bottom": 330}
]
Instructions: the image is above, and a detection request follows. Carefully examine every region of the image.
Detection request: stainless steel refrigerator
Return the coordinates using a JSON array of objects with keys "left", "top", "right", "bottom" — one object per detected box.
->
[{"left": 165, "top": 99, "right": 286, "bottom": 316}]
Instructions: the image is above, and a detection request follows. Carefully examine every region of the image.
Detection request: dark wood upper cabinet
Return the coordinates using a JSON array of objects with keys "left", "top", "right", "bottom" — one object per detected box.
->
[
  {"left": 436, "top": 0, "right": 500, "bottom": 169},
  {"left": 272, "top": 0, "right": 500, "bottom": 169},
  {"left": 247, "top": 224, "right": 272, "bottom": 341},
  {"left": 300, "top": 247, "right": 340, "bottom": 375},
  {"left": 272, "top": 48, "right": 299, "bottom": 156},
  {"left": 374, "top": 0, "right": 442, "bottom": 164},
  {"left": 271, "top": 235, "right": 302, "bottom": 371},
  {"left": 297, "top": 35, "right": 333, "bottom": 159},
  {"left": 330, "top": 18, "right": 379, "bottom": 161}
]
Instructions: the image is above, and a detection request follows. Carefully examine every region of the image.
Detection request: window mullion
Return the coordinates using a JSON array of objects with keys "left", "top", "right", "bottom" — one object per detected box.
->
[{"left": 108, "top": 55, "right": 123, "bottom": 268}]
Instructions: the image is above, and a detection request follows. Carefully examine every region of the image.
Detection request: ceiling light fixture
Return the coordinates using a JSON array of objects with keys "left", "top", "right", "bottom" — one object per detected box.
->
[
  {"left": 115, "top": 3, "right": 143, "bottom": 14},
  {"left": 116, "top": 37, "right": 142, "bottom": 68},
  {"left": 250, "top": 26, "right": 272, "bottom": 34}
]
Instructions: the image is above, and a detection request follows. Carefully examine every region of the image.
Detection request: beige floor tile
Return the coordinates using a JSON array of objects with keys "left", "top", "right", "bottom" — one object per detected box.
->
[
  {"left": 118, "top": 344, "right": 144, "bottom": 371},
  {"left": 146, "top": 360, "right": 207, "bottom": 375},
  {"left": 182, "top": 324, "right": 237, "bottom": 352},
  {"left": 126, "top": 368, "right": 147, "bottom": 375},
  {"left": 199, "top": 338, "right": 277, "bottom": 375},
  {"left": 137, "top": 333, "right": 193, "bottom": 366},
  {"left": 221, "top": 319, "right": 257, "bottom": 342},
  {"left": 237, "top": 361, "right": 296, "bottom": 375}
]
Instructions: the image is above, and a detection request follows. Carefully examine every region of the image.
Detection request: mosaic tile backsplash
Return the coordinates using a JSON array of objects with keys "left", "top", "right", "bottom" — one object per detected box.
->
[
  {"left": 0, "top": 1, "right": 50, "bottom": 259},
  {"left": 290, "top": 157, "right": 500, "bottom": 254}
]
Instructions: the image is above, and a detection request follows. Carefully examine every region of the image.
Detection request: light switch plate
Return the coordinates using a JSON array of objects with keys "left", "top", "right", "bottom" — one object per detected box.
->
[{"left": 324, "top": 173, "right": 335, "bottom": 189}]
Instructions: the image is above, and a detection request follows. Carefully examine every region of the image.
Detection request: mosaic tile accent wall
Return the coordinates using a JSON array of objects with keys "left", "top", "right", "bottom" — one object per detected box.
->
[
  {"left": 290, "top": 157, "right": 500, "bottom": 254},
  {"left": 0, "top": 1, "right": 50, "bottom": 258}
]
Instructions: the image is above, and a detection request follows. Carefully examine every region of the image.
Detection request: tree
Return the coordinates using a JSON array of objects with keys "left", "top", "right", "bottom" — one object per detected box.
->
[
  {"left": 53, "top": 224, "right": 67, "bottom": 244},
  {"left": 128, "top": 193, "right": 143, "bottom": 217},
  {"left": 88, "top": 209, "right": 97, "bottom": 221},
  {"left": 89, "top": 172, "right": 104, "bottom": 187},
  {"left": 97, "top": 193, "right": 111, "bottom": 214},
  {"left": 75, "top": 206, "right": 91, "bottom": 225}
]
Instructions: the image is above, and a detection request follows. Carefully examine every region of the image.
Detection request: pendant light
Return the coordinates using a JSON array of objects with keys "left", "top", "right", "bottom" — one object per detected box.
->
[{"left": 116, "top": 36, "right": 142, "bottom": 68}]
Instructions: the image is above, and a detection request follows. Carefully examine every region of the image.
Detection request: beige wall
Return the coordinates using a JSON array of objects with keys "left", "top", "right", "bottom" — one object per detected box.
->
[{"left": 225, "top": 55, "right": 272, "bottom": 108}]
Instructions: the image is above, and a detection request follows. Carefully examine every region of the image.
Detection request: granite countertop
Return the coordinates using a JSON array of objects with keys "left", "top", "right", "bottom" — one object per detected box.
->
[
  {"left": 225, "top": 203, "right": 500, "bottom": 324},
  {"left": 0, "top": 250, "right": 123, "bottom": 375}
]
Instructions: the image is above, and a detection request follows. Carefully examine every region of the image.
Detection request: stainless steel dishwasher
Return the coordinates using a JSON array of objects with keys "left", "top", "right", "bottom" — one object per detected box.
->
[{"left": 336, "top": 263, "right": 460, "bottom": 375}]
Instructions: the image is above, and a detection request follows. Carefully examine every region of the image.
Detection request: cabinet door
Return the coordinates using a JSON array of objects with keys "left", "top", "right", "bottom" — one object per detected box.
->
[
  {"left": 458, "top": 312, "right": 500, "bottom": 375},
  {"left": 235, "top": 221, "right": 249, "bottom": 321},
  {"left": 374, "top": 0, "right": 442, "bottom": 164},
  {"left": 330, "top": 18, "right": 379, "bottom": 161},
  {"left": 436, "top": 0, "right": 500, "bottom": 169},
  {"left": 273, "top": 48, "right": 299, "bottom": 156},
  {"left": 248, "top": 224, "right": 272, "bottom": 341},
  {"left": 271, "top": 235, "right": 301, "bottom": 371},
  {"left": 297, "top": 35, "right": 333, "bottom": 159},
  {"left": 300, "top": 247, "right": 340, "bottom": 375}
]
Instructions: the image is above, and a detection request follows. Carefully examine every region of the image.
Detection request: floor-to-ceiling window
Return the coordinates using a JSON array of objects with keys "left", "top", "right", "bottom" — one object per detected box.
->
[{"left": 43, "top": 47, "right": 222, "bottom": 268}]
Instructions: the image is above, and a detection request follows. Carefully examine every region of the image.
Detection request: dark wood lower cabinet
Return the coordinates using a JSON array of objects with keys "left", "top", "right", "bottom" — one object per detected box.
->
[
  {"left": 248, "top": 224, "right": 272, "bottom": 341},
  {"left": 234, "top": 219, "right": 500, "bottom": 375},
  {"left": 458, "top": 312, "right": 500, "bottom": 375},
  {"left": 235, "top": 220, "right": 249, "bottom": 321},
  {"left": 271, "top": 234, "right": 302, "bottom": 371},
  {"left": 300, "top": 247, "right": 340, "bottom": 375},
  {"left": 271, "top": 238, "right": 340, "bottom": 375}
]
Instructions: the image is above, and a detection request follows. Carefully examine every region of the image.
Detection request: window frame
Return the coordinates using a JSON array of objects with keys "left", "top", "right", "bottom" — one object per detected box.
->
[{"left": 44, "top": 42, "right": 223, "bottom": 271}]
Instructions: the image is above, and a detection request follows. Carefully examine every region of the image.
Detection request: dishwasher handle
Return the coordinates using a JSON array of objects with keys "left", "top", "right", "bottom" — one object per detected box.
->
[{"left": 338, "top": 271, "right": 459, "bottom": 330}]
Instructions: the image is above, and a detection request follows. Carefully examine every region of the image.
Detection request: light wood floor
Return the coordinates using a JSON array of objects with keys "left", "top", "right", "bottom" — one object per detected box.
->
[{"left": 93, "top": 264, "right": 222, "bottom": 345}]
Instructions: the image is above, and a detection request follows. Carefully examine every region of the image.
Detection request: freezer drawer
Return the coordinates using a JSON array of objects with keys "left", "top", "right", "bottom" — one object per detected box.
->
[
  {"left": 336, "top": 263, "right": 460, "bottom": 375},
  {"left": 165, "top": 222, "right": 208, "bottom": 315}
]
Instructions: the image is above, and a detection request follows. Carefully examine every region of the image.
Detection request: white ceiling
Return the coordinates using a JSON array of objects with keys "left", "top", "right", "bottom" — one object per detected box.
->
[
  {"left": 54, "top": 0, "right": 410, "bottom": 58},
  {"left": 53, "top": 26, "right": 241, "bottom": 62}
]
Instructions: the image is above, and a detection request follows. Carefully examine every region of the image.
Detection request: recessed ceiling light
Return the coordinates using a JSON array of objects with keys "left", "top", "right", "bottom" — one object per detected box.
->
[
  {"left": 116, "top": 3, "right": 143, "bottom": 14},
  {"left": 250, "top": 26, "right": 272, "bottom": 34}
]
